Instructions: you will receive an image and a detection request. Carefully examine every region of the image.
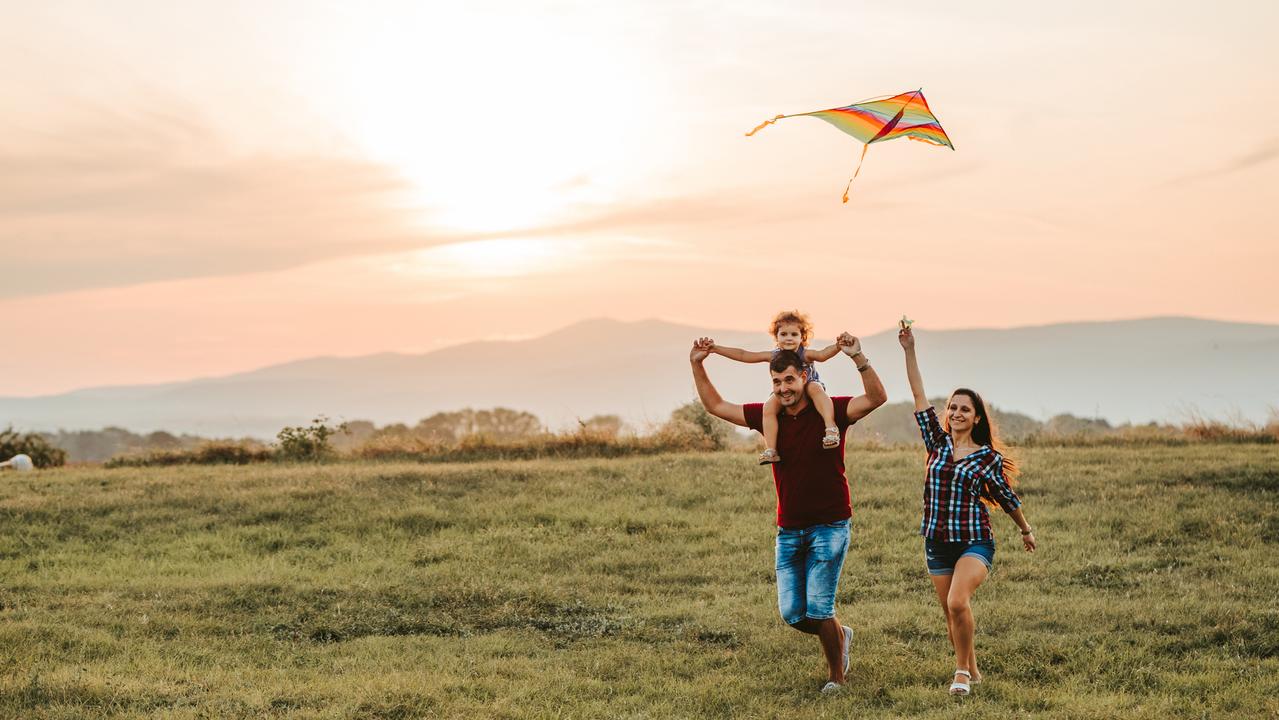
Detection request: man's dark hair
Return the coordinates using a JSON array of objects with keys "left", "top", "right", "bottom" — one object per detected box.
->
[{"left": 770, "top": 349, "right": 806, "bottom": 376}]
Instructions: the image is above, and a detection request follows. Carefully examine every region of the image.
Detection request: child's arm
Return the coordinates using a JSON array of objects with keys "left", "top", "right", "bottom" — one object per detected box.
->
[
  {"left": 690, "top": 339, "right": 747, "bottom": 427},
  {"left": 804, "top": 342, "right": 842, "bottom": 362},
  {"left": 707, "top": 341, "right": 773, "bottom": 363}
]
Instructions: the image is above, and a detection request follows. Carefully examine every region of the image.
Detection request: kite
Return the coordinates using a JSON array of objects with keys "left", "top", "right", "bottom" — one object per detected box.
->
[{"left": 746, "top": 89, "right": 953, "bottom": 202}]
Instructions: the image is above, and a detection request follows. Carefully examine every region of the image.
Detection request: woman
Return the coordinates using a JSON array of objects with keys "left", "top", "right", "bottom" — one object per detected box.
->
[{"left": 898, "top": 323, "right": 1037, "bottom": 696}]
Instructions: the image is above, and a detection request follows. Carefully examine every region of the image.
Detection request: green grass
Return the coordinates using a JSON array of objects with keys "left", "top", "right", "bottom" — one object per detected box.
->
[{"left": 1, "top": 445, "right": 1277, "bottom": 719}]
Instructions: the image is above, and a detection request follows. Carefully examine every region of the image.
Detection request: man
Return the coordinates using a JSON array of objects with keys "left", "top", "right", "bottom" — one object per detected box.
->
[{"left": 689, "top": 332, "right": 886, "bottom": 694}]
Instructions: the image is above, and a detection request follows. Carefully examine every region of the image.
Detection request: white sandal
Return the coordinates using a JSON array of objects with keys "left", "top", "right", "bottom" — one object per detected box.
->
[
  {"left": 949, "top": 669, "right": 972, "bottom": 696},
  {"left": 822, "top": 427, "right": 840, "bottom": 449}
]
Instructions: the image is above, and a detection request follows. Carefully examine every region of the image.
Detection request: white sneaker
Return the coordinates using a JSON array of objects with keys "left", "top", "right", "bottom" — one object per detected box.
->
[
  {"left": 820, "top": 681, "right": 843, "bottom": 695},
  {"left": 841, "top": 625, "right": 853, "bottom": 674}
]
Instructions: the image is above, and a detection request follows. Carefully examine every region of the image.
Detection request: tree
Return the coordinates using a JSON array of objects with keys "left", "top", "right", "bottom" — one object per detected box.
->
[
  {"left": 662, "top": 401, "right": 733, "bottom": 450},
  {"left": 331, "top": 420, "right": 377, "bottom": 451},
  {"left": 579, "top": 414, "right": 624, "bottom": 437},
  {"left": 275, "top": 416, "right": 348, "bottom": 461},
  {"left": 144, "top": 431, "right": 183, "bottom": 451},
  {"left": 413, "top": 408, "right": 542, "bottom": 443}
]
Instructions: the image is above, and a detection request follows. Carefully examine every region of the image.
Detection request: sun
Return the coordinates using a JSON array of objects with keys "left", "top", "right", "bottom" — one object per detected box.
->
[{"left": 315, "top": 5, "right": 662, "bottom": 234}]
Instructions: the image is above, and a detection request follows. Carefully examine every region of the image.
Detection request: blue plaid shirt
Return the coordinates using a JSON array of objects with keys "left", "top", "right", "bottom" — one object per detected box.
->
[{"left": 914, "top": 406, "right": 1021, "bottom": 542}]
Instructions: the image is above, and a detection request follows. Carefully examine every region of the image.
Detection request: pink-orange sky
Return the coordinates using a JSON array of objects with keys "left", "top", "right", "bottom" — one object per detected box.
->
[{"left": 3, "top": 1, "right": 1277, "bottom": 396}]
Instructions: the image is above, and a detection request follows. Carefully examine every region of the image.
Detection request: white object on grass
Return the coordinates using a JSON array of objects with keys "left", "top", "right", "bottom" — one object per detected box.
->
[{"left": 1, "top": 454, "right": 34, "bottom": 471}]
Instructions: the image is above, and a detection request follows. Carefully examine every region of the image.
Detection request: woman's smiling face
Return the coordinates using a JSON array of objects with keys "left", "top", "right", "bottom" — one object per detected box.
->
[{"left": 946, "top": 393, "right": 978, "bottom": 433}]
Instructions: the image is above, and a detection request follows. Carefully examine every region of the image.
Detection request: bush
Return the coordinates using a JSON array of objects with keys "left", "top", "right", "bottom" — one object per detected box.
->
[
  {"left": 352, "top": 402, "right": 743, "bottom": 463},
  {"left": 353, "top": 434, "right": 451, "bottom": 462},
  {"left": 354, "top": 430, "right": 665, "bottom": 463},
  {"left": 104, "top": 441, "right": 273, "bottom": 468},
  {"left": 659, "top": 401, "right": 734, "bottom": 451},
  {"left": 1182, "top": 421, "right": 1277, "bottom": 444},
  {"left": 192, "top": 442, "right": 275, "bottom": 464},
  {"left": 1173, "top": 409, "right": 1278, "bottom": 445},
  {"left": 0, "top": 427, "right": 67, "bottom": 468},
  {"left": 276, "top": 416, "right": 349, "bottom": 462}
]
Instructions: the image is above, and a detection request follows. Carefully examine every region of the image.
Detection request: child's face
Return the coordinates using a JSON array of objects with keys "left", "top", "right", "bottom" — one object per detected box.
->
[{"left": 774, "top": 323, "right": 804, "bottom": 351}]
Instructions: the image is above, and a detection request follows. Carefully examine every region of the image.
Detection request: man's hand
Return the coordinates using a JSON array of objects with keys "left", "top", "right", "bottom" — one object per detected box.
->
[
  {"left": 690, "top": 337, "right": 713, "bottom": 363},
  {"left": 837, "top": 332, "right": 862, "bottom": 357}
]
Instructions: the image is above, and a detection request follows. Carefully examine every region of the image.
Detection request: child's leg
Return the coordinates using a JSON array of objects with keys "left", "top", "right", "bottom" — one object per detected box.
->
[
  {"left": 760, "top": 394, "right": 782, "bottom": 463},
  {"left": 807, "top": 383, "right": 839, "bottom": 448}
]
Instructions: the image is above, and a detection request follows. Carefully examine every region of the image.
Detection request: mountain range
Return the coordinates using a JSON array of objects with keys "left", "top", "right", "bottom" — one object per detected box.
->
[{"left": 3, "top": 316, "right": 1277, "bottom": 438}]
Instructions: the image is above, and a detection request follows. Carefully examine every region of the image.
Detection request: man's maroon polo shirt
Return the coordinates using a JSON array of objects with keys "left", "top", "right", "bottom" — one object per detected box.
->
[{"left": 744, "top": 396, "right": 857, "bottom": 529}]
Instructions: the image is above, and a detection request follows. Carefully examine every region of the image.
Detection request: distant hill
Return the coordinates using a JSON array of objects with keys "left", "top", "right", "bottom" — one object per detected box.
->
[{"left": 3, "top": 317, "right": 1277, "bottom": 438}]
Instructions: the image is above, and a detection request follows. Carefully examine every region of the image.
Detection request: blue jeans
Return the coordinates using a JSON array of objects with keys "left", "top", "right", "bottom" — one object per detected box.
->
[{"left": 775, "top": 519, "right": 850, "bottom": 625}]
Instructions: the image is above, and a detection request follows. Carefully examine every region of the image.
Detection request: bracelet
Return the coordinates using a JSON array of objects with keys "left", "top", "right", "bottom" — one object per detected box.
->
[
  {"left": 1020, "top": 528, "right": 1034, "bottom": 535},
  {"left": 856, "top": 360, "right": 871, "bottom": 372}
]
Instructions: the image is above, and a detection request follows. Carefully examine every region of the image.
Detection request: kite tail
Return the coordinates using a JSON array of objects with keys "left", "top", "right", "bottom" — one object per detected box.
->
[
  {"left": 745, "top": 115, "right": 785, "bottom": 137},
  {"left": 842, "top": 144, "right": 870, "bottom": 203}
]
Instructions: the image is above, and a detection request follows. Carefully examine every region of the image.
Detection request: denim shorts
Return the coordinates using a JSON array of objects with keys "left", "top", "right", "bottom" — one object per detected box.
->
[
  {"left": 924, "top": 538, "right": 995, "bottom": 576},
  {"left": 776, "top": 519, "right": 850, "bottom": 625}
]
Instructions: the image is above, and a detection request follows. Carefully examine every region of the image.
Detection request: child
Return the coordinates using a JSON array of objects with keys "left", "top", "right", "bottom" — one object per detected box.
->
[{"left": 708, "top": 310, "right": 841, "bottom": 464}]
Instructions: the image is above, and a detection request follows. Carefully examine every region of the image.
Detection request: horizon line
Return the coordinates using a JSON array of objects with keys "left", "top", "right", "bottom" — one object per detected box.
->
[{"left": 1, "top": 313, "right": 1275, "bottom": 400}]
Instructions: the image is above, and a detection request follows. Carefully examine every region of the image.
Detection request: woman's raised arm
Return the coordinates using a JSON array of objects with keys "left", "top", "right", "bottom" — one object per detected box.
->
[{"left": 899, "top": 326, "right": 930, "bottom": 412}]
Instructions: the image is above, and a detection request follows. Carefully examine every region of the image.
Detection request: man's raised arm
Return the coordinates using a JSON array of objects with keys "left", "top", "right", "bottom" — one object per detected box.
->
[
  {"left": 690, "top": 338, "right": 748, "bottom": 427},
  {"left": 836, "top": 332, "right": 887, "bottom": 422}
]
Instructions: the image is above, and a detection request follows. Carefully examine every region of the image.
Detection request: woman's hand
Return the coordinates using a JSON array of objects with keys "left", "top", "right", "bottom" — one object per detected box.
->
[
  {"left": 1021, "top": 530, "right": 1037, "bottom": 553},
  {"left": 898, "top": 326, "right": 915, "bottom": 351}
]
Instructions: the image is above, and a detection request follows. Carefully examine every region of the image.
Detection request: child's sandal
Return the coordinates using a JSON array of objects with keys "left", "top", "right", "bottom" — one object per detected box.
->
[
  {"left": 822, "top": 427, "right": 840, "bottom": 449},
  {"left": 758, "top": 448, "right": 781, "bottom": 465}
]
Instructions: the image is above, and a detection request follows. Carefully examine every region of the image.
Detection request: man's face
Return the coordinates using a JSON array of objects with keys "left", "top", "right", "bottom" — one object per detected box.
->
[
  {"left": 770, "top": 365, "right": 807, "bottom": 409},
  {"left": 774, "top": 322, "right": 804, "bottom": 351}
]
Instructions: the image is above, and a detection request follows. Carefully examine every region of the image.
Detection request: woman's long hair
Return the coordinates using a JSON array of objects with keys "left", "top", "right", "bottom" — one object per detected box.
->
[{"left": 942, "top": 388, "right": 1020, "bottom": 506}]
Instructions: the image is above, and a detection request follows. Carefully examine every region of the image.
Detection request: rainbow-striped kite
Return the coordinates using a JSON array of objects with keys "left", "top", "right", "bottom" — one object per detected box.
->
[{"left": 746, "top": 89, "right": 953, "bottom": 202}]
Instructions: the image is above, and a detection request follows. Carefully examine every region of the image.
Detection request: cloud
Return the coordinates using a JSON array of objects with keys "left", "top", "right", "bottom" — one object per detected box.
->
[
  {"left": 0, "top": 105, "right": 439, "bottom": 299},
  {"left": 0, "top": 96, "right": 828, "bottom": 301},
  {"left": 1158, "top": 138, "right": 1279, "bottom": 188},
  {"left": 518, "top": 194, "right": 802, "bottom": 235},
  {"left": 1219, "top": 141, "right": 1279, "bottom": 174}
]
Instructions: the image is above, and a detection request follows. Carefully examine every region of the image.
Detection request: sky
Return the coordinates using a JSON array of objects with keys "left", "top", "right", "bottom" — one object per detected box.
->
[{"left": 2, "top": 0, "right": 1277, "bottom": 396}]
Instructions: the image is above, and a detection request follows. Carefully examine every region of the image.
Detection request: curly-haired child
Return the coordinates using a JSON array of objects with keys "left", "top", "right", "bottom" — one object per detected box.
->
[{"left": 707, "top": 310, "right": 841, "bottom": 463}]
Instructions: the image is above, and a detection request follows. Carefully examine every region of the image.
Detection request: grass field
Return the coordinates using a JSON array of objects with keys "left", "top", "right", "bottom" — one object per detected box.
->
[{"left": 2, "top": 445, "right": 1277, "bottom": 719}]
